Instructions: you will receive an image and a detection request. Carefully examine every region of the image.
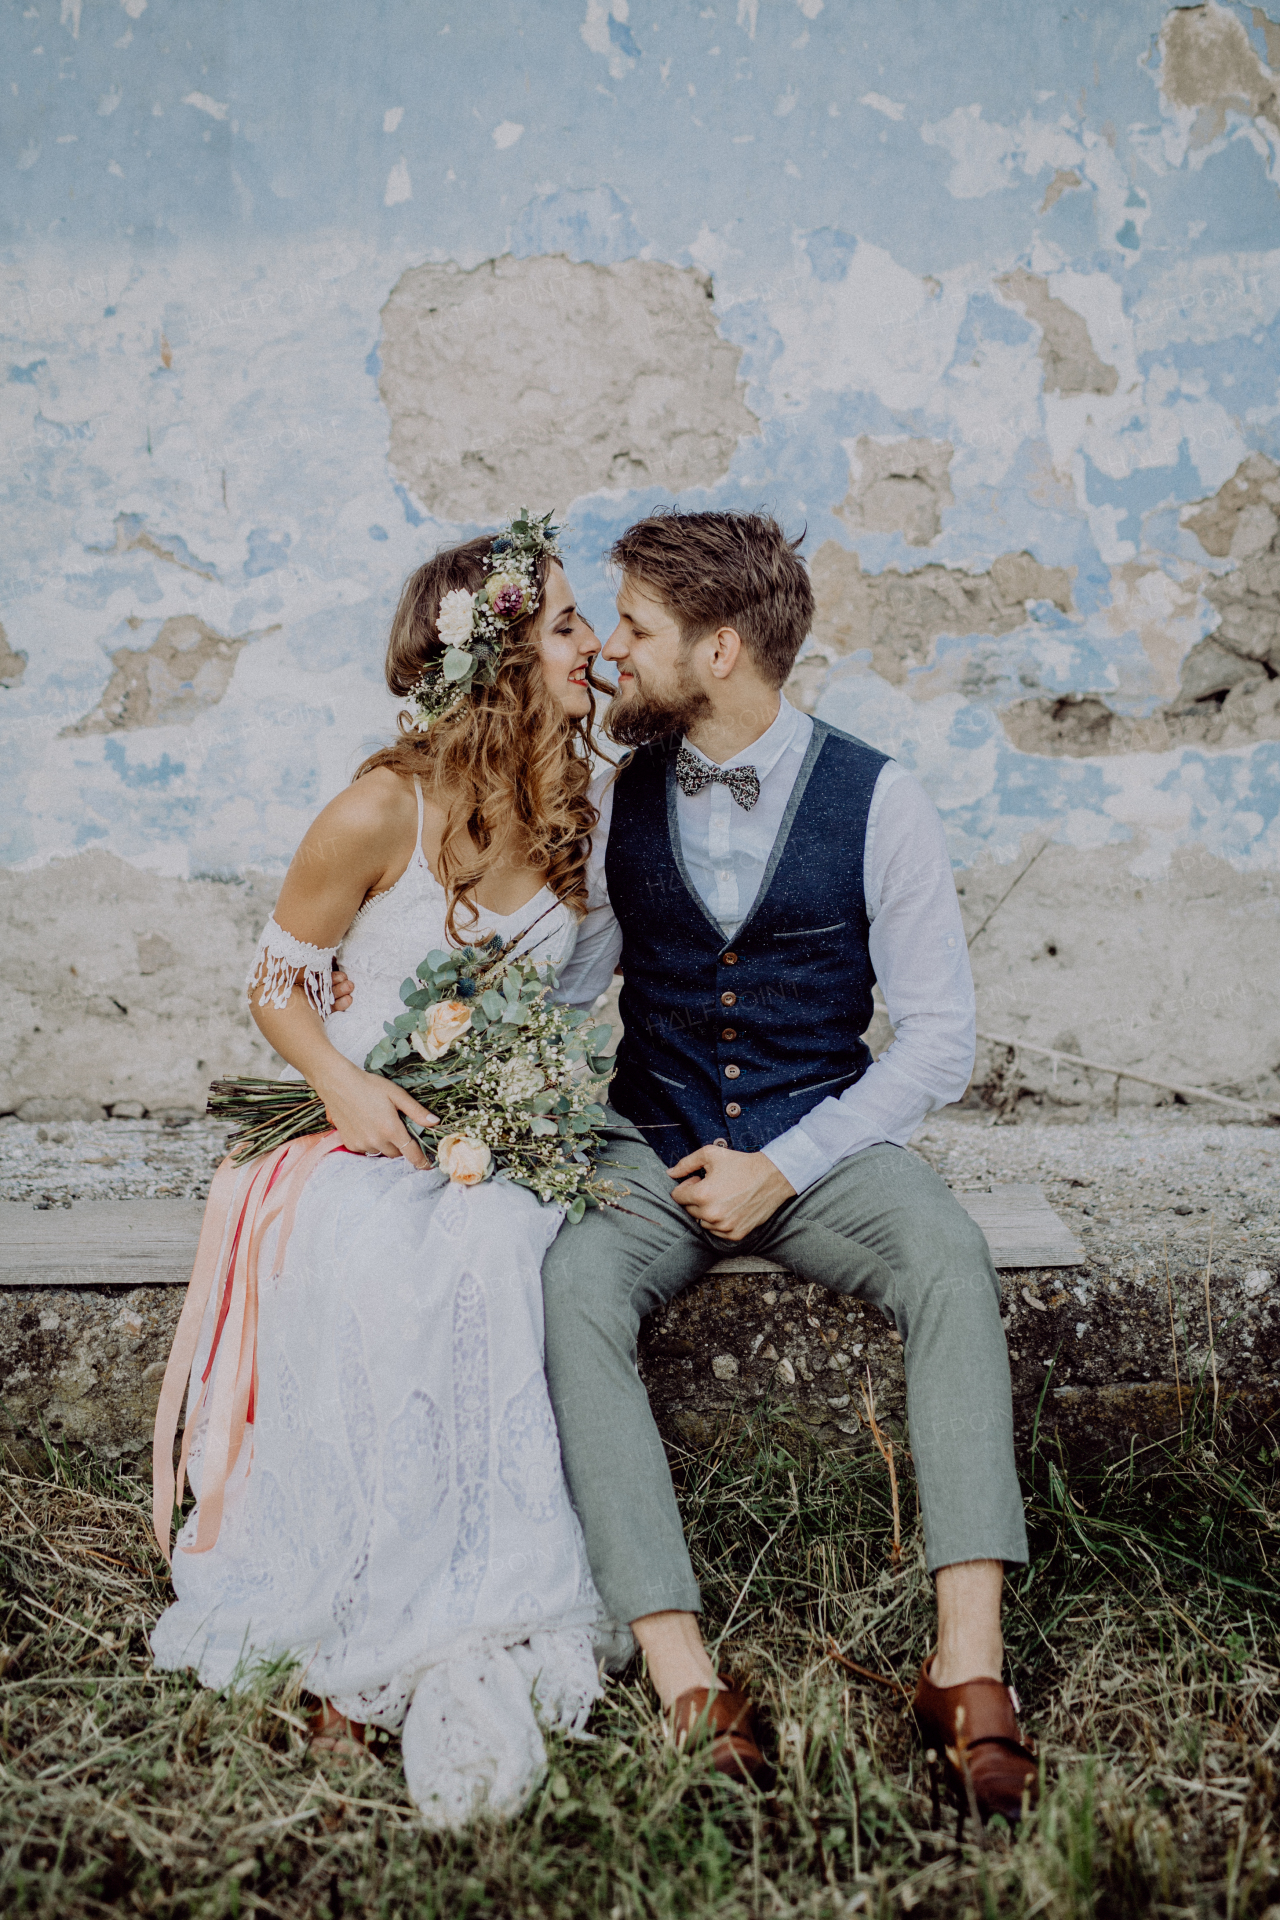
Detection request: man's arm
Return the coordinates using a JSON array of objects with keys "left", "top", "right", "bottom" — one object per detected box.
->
[
  {"left": 760, "top": 767, "right": 975, "bottom": 1194},
  {"left": 551, "top": 773, "right": 623, "bottom": 1010}
]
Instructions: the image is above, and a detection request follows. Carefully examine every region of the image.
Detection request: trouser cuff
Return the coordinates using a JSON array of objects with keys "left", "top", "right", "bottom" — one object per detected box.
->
[
  {"left": 924, "top": 1533, "right": 1030, "bottom": 1576},
  {"left": 608, "top": 1580, "right": 703, "bottom": 1625}
]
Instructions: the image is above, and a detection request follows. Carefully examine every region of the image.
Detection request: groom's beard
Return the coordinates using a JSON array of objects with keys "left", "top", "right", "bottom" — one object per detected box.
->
[{"left": 605, "top": 661, "right": 712, "bottom": 748}]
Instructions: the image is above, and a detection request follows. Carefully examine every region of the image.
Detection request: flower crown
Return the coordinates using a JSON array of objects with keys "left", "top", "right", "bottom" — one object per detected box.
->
[{"left": 407, "top": 508, "right": 562, "bottom": 730}]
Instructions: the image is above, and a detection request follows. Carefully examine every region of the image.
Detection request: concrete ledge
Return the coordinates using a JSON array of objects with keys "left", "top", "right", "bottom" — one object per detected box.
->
[{"left": 5, "top": 1187, "right": 1271, "bottom": 1473}]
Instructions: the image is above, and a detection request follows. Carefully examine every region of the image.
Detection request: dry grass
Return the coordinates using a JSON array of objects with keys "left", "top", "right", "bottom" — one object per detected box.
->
[{"left": 0, "top": 1394, "right": 1277, "bottom": 1918}]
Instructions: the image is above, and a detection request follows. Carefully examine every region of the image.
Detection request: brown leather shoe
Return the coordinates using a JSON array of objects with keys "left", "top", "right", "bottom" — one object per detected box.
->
[
  {"left": 670, "top": 1676, "right": 768, "bottom": 1783},
  {"left": 304, "top": 1695, "right": 380, "bottom": 1762},
  {"left": 913, "top": 1657, "right": 1038, "bottom": 1834}
]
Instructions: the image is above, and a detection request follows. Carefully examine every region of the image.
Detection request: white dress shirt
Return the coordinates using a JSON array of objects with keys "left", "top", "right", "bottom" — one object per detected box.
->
[{"left": 553, "top": 703, "right": 976, "bottom": 1195}]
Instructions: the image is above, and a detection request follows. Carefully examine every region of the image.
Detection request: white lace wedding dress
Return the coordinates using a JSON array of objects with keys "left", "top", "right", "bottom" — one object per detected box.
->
[{"left": 151, "top": 784, "right": 625, "bottom": 1827}]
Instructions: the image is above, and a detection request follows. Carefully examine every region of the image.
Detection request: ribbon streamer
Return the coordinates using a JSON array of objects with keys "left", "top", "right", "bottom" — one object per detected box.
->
[{"left": 151, "top": 1130, "right": 344, "bottom": 1561}]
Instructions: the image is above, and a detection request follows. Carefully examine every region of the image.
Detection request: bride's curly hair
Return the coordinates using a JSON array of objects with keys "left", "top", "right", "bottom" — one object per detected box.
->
[{"left": 356, "top": 534, "right": 607, "bottom": 946}]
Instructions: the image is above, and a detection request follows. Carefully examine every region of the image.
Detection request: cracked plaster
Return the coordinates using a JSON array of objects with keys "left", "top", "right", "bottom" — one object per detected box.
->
[
  {"left": 378, "top": 254, "right": 758, "bottom": 522},
  {"left": 62, "top": 616, "right": 272, "bottom": 736},
  {"left": 994, "top": 269, "right": 1120, "bottom": 398},
  {"left": 836, "top": 436, "right": 955, "bottom": 547}
]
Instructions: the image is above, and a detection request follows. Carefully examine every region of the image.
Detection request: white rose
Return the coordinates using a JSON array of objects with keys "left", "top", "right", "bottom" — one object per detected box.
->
[
  {"left": 436, "top": 1133, "right": 492, "bottom": 1186},
  {"left": 436, "top": 588, "right": 476, "bottom": 650},
  {"left": 409, "top": 999, "right": 472, "bottom": 1061}
]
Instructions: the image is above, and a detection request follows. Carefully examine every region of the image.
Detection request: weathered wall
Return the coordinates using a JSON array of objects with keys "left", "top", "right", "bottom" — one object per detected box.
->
[{"left": 3, "top": 1, "right": 1280, "bottom": 1112}]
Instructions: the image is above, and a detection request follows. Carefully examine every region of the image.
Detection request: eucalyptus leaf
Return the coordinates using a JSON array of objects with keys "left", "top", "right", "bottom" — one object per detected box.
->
[{"left": 442, "top": 646, "right": 474, "bottom": 683}]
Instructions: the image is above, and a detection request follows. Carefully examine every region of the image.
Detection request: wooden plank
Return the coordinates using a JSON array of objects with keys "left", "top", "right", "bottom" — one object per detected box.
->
[
  {"left": 0, "top": 1200, "right": 204, "bottom": 1288},
  {"left": 953, "top": 1183, "right": 1085, "bottom": 1269},
  {"left": 0, "top": 1181, "right": 1082, "bottom": 1287}
]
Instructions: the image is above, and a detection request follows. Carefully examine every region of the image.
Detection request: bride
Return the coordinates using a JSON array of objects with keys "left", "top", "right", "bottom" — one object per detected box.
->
[{"left": 150, "top": 514, "right": 627, "bottom": 1827}]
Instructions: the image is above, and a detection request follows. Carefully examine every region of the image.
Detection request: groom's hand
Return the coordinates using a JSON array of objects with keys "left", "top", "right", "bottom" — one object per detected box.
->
[{"left": 669, "top": 1146, "right": 796, "bottom": 1241}]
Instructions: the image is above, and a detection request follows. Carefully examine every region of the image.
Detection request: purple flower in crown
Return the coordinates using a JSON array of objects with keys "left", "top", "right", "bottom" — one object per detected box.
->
[{"left": 486, "top": 573, "right": 533, "bottom": 621}]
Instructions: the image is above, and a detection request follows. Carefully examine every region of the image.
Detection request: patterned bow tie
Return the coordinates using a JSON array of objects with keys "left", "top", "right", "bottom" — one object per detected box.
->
[{"left": 675, "top": 745, "right": 761, "bottom": 811}]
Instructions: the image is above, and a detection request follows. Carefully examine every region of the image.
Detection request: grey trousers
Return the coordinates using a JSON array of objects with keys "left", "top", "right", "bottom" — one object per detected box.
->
[{"left": 542, "top": 1114, "right": 1029, "bottom": 1625}]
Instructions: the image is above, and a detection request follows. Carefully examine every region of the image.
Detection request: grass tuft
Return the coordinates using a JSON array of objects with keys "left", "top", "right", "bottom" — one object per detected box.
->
[{"left": 0, "top": 1392, "right": 1277, "bottom": 1916}]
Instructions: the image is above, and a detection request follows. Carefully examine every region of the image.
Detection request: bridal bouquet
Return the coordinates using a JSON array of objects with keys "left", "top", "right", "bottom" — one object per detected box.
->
[{"left": 207, "top": 924, "right": 619, "bottom": 1220}]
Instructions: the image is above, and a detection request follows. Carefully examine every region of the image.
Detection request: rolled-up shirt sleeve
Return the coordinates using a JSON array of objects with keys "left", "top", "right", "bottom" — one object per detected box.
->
[
  {"left": 551, "top": 773, "right": 624, "bottom": 1011},
  {"left": 761, "top": 765, "right": 975, "bottom": 1195}
]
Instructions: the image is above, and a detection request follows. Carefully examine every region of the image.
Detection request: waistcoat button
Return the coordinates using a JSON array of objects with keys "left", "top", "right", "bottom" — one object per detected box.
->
[
  {"left": 712, "top": 1137, "right": 728, "bottom": 1148},
  {"left": 725, "top": 1101, "right": 742, "bottom": 1118},
  {"left": 722, "top": 951, "right": 738, "bottom": 965},
  {"left": 721, "top": 1027, "right": 736, "bottom": 1041},
  {"left": 724, "top": 1064, "right": 741, "bottom": 1079},
  {"left": 720, "top": 991, "right": 736, "bottom": 1007}
]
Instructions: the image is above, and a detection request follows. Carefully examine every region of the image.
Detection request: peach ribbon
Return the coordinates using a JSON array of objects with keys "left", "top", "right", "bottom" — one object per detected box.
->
[{"left": 151, "top": 1130, "right": 345, "bottom": 1561}]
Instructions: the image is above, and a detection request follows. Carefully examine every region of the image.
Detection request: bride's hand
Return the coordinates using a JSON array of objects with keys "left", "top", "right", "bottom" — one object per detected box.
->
[
  {"left": 314, "top": 1058, "right": 438, "bottom": 1168},
  {"left": 330, "top": 960, "right": 355, "bottom": 1013}
]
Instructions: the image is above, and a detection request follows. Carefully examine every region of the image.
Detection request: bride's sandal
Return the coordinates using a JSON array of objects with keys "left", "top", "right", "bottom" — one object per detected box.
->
[{"left": 304, "top": 1697, "right": 379, "bottom": 1763}]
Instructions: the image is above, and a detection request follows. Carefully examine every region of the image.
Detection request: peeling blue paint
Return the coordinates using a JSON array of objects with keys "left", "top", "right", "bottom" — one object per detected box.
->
[
  {"left": 103, "top": 740, "right": 187, "bottom": 789},
  {"left": 1, "top": 0, "right": 1277, "bottom": 885}
]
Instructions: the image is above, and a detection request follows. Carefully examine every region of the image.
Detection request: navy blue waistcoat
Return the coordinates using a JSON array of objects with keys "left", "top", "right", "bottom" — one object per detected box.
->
[{"left": 605, "top": 719, "right": 890, "bottom": 1166}]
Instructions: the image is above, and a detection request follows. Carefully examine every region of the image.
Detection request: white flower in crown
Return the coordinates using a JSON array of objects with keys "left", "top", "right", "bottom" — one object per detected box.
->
[{"left": 436, "top": 587, "right": 477, "bottom": 651}]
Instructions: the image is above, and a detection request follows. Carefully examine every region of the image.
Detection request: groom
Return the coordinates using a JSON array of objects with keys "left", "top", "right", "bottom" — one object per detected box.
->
[{"left": 541, "top": 509, "right": 1037, "bottom": 1823}]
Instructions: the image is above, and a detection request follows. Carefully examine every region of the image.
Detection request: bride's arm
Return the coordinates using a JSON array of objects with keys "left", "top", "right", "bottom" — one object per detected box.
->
[{"left": 249, "top": 774, "right": 437, "bottom": 1167}]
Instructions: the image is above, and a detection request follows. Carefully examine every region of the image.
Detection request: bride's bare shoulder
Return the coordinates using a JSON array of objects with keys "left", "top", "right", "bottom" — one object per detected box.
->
[{"left": 301, "top": 767, "right": 418, "bottom": 855}]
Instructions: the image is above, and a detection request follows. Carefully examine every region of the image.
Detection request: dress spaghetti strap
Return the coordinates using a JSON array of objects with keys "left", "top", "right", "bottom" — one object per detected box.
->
[{"left": 412, "top": 777, "right": 428, "bottom": 869}]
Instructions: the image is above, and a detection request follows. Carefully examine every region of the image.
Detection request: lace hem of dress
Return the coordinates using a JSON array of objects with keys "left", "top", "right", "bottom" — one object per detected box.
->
[{"left": 246, "top": 916, "right": 337, "bottom": 1021}]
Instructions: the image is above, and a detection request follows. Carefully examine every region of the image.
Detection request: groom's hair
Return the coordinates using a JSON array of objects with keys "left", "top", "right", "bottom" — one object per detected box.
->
[{"left": 610, "top": 510, "right": 813, "bottom": 690}]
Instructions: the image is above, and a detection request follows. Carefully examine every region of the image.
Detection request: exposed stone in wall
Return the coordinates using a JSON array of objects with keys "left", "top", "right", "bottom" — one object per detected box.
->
[
  {"left": 803, "top": 543, "right": 1075, "bottom": 689},
  {"left": 1160, "top": 1, "right": 1280, "bottom": 144},
  {"left": 1000, "top": 679, "right": 1280, "bottom": 756},
  {"left": 1040, "top": 167, "right": 1083, "bottom": 212},
  {"left": 836, "top": 436, "right": 954, "bottom": 547},
  {"left": 63, "top": 615, "right": 269, "bottom": 736},
  {"left": 0, "top": 854, "right": 281, "bottom": 1118},
  {"left": 0, "top": 622, "right": 27, "bottom": 688},
  {"left": 993, "top": 269, "right": 1119, "bottom": 397},
  {"left": 1005, "top": 456, "right": 1280, "bottom": 755},
  {"left": 1183, "top": 451, "right": 1280, "bottom": 560},
  {"left": 379, "top": 254, "right": 758, "bottom": 522},
  {"left": 1190, "top": 455, "right": 1280, "bottom": 691}
]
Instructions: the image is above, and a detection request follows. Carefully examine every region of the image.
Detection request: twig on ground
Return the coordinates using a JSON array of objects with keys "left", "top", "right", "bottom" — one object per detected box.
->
[
  {"left": 1165, "top": 1237, "right": 1184, "bottom": 1428},
  {"left": 824, "top": 1637, "right": 911, "bottom": 1702},
  {"left": 859, "top": 1366, "right": 901, "bottom": 1566},
  {"left": 1204, "top": 1215, "right": 1220, "bottom": 1430},
  {"left": 974, "top": 1031, "right": 1280, "bottom": 1122}
]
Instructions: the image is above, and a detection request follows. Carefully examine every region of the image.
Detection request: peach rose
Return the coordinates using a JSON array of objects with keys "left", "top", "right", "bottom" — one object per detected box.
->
[
  {"left": 409, "top": 998, "right": 473, "bottom": 1061},
  {"left": 435, "top": 1133, "right": 492, "bottom": 1186}
]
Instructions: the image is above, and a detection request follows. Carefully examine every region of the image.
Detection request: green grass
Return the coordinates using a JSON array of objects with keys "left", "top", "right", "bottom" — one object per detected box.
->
[{"left": 0, "top": 1395, "right": 1277, "bottom": 1918}]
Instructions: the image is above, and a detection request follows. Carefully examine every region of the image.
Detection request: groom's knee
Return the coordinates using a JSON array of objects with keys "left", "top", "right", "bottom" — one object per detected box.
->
[
  {"left": 890, "top": 1190, "right": 1002, "bottom": 1322},
  {"left": 542, "top": 1220, "right": 631, "bottom": 1334}
]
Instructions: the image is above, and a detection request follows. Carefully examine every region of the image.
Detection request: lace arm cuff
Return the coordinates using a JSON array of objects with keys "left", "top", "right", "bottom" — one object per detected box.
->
[{"left": 246, "top": 915, "right": 338, "bottom": 1021}]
